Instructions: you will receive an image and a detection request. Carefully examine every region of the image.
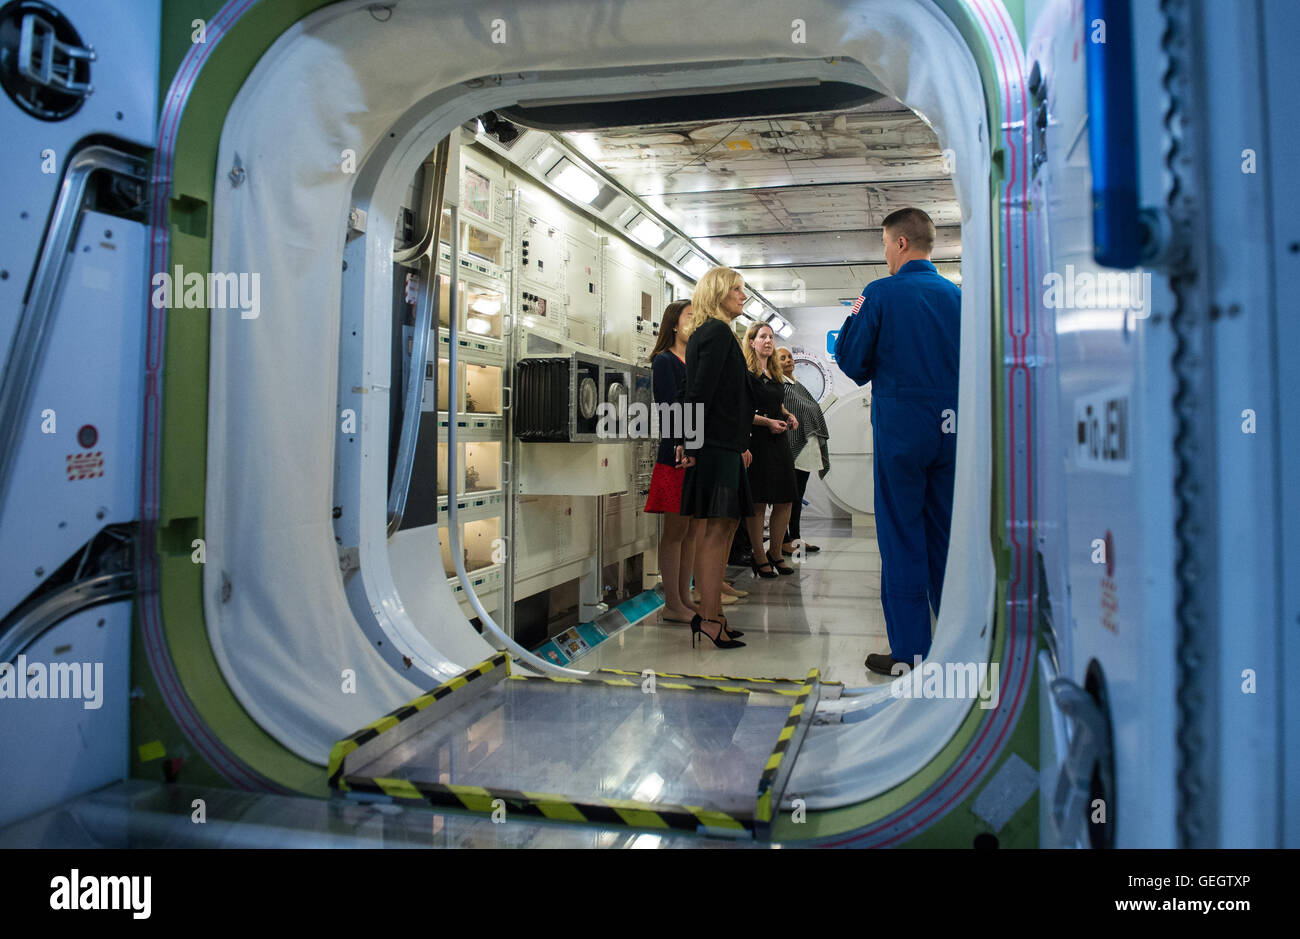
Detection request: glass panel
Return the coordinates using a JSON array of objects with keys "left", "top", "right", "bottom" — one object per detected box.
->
[
  {"left": 463, "top": 517, "right": 500, "bottom": 572},
  {"left": 464, "top": 441, "right": 500, "bottom": 492},
  {"left": 463, "top": 223, "right": 505, "bottom": 267},
  {"left": 439, "top": 523, "right": 457, "bottom": 577},
  {"left": 464, "top": 364, "right": 501, "bottom": 414},
  {"left": 462, "top": 284, "right": 505, "bottom": 340}
]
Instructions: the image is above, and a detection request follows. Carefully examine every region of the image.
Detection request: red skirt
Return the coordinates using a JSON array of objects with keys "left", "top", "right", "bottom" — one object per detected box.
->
[{"left": 643, "top": 462, "right": 685, "bottom": 514}]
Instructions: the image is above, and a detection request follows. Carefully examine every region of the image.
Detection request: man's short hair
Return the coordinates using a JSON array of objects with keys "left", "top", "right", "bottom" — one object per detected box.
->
[{"left": 882, "top": 207, "right": 936, "bottom": 253}]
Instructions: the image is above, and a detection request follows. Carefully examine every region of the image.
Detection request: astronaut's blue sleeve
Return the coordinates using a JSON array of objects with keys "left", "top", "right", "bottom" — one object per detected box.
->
[{"left": 834, "top": 287, "right": 881, "bottom": 386}]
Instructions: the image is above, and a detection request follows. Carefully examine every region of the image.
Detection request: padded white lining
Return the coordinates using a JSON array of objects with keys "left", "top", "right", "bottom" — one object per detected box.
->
[{"left": 203, "top": 0, "right": 995, "bottom": 804}]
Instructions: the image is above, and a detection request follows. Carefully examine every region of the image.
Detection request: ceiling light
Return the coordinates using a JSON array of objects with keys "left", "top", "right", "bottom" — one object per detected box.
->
[
  {"left": 547, "top": 158, "right": 601, "bottom": 204},
  {"left": 627, "top": 213, "right": 665, "bottom": 248},
  {"left": 776, "top": 320, "right": 794, "bottom": 339},
  {"left": 533, "top": 144, "right": 560, "bottom": 171},
  {"left": 679, "top": 251, "right": 709, "bottom": 279}
]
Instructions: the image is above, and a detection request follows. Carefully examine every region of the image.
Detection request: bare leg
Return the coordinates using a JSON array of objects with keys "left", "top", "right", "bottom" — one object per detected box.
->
[
  {"left": 694, "top": 518, "right": 735, "bottom": 641},
  {"left": 658, "top": 513, "right": 695, "bottom": 619},
  {"left": 767, "top": 503, "right": 793, "bottom": 563},
  {"left": 687, "top": 516, "right": 706, "bottom": 604},
  {"left": 678, "top": 515, "right": 699, "bottom": 614},
  {"left": 746, "top": 504, "right": 771, "bottom": 571}
]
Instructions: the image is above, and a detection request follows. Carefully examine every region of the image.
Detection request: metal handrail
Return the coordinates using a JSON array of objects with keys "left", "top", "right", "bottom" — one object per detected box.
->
[
  {"left": 387, "top": 138, "right": 450, "bottom": 536},
  {"left": 0, "top": 571, "right": 135, "bottom": 664},
  {"left": 0, "top": 145, "right": 148, "bottom": 530}
]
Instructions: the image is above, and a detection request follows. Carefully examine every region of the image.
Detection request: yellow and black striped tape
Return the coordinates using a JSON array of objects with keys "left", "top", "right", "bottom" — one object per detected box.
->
[
  {"left": 328, "top": 652, "right": 508, "bottom": 790},
  {"left": 506, "top": 672, "right": 801, "bottom": 695},
  {"left": 598, "top": 666, "right": 841, "bottom": 687},
  {"left": 341, "top": 775, "right": 750, "bottom": 835},
  {"left": 754, "top": 668, "right": 819, "bottom": 823}
]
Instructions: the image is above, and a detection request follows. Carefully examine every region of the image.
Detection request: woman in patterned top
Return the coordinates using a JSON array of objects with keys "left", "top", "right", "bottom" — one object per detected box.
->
[{"left": 775, "top": 346, "right": 831, "bottom": 555}]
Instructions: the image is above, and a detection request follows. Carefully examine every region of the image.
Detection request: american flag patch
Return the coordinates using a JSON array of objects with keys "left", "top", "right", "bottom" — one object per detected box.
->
[{"left": 849, "top": 293, "right": 865, "bottom": 316}]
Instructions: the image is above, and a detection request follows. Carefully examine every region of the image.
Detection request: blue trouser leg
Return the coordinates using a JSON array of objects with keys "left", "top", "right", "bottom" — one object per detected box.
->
[
  {"left": 923, "top": 427, "right": 957, "bottom": 617},
  {"left": 872, "top": 399, "right": 933, "bottom": 661}
]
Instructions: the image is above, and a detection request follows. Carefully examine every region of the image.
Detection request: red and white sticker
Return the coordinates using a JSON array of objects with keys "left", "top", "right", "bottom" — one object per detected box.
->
[{"left": 66, "top": 452, "right": 104, "bottom": 480}]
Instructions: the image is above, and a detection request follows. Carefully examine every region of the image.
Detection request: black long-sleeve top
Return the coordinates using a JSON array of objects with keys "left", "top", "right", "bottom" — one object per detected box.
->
[
  {"left": 682, "top": 316, "right": 753, "bottom": 452},
  {"left": 651, "top": 350, "right": 686, "bottom": 466}
]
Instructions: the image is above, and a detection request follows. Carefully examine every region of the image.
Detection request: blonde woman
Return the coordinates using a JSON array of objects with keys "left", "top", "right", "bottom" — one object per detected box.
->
[
  {"left": 677, "top": 267, "right": 752, "bottom": 650},
  {"left": 742, "top": 323, "right": 799, "bottom": 577}
]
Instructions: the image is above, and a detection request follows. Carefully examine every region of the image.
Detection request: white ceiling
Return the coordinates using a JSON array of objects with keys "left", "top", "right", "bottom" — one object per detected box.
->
[{"left": 560, "top": 97, "right": 961, "bottom": 310}]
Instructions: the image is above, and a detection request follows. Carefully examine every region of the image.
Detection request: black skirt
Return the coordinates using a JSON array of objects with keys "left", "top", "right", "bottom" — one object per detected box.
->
[
  {"left": 679, "top": 445, "right": 755, "bottom": 520},
  {"left": 747, "top": 422, "right": 798, "bottom": 504}
]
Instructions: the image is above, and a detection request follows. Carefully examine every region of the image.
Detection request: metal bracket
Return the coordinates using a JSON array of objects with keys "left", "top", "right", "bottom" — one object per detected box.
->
[
  {"left": 18, "top": 11, "right": 95, "bottom": 95},
  {"left": 1049, "top": 676, "right": 1111, "bottom": 846},
  {"left": 338, "top": 546, "right": 360, "bottom": 580}
]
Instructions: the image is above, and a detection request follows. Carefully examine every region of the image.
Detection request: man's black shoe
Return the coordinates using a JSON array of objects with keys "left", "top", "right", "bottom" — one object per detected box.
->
[{"left": 865, "top": 653, "right": 916, "bottom": 676}]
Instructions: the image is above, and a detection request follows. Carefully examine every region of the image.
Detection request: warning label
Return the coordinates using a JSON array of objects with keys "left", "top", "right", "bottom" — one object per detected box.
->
[{"left": 67, "top": 452, "right": 104, "bottom": 480}]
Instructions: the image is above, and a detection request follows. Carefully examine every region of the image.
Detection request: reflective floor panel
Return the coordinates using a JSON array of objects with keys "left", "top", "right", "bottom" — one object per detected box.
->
[
  {"left": 583, "top": 519, "right": 895, "bottom": 687},
  {"left": 353, "top": 677, "right": 798, "bottom": 820},
  {"left": 0, "top": 781, "right": 757, "bottom": 848}
]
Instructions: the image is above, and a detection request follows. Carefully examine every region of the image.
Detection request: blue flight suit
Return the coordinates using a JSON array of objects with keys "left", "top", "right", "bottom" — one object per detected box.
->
[{"left": 834, "top": 259, "right": 960, "bottom": 661}]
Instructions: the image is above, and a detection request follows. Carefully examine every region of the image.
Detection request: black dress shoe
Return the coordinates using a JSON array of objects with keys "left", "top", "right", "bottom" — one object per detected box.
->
[{"left": 865, "top": 653, "right": 917, "bottom": 676}]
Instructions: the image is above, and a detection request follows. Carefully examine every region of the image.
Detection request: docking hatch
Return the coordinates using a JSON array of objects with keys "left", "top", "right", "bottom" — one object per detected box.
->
[{"left": 328, "top": 654, "right": 827, "bottom": 839}]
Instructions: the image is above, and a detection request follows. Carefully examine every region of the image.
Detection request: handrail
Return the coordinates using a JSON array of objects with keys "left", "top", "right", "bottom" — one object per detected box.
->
[
  {"left": 443, "top": 202, "right": 587, "bottom": 678},
  {"left": 0, "top": 145, "right": 149, "bottom": 531},
  {"left": 388, "top": 138, "right": 450, "bottom": 536},
  {"left": 0, "top": 571, "right": 135, "bottom": 664}
]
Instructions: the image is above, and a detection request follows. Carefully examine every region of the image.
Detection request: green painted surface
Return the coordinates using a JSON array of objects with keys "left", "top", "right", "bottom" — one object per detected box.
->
[
  {"left": 134, "top": 0, "right": 339, "bottom": 794},
  {"left": 138, "top": 0, "right": 1040, "bottom": 843}
]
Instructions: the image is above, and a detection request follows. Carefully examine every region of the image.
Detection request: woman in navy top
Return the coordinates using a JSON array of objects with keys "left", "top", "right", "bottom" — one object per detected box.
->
[{"left": 644, "top": 300, "right": 698, "bottom": 624}]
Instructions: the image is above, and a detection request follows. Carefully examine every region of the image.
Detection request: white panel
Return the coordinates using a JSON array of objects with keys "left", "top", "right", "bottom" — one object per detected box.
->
[
  {"left": 0, "top": 602, "right": 131, "bottom": 829},
  {"left": 0, "top": 212, "right": 145, "bottom": 620},
  {"left": 564, "top": 235, "right": 602, "bottom": 325}
]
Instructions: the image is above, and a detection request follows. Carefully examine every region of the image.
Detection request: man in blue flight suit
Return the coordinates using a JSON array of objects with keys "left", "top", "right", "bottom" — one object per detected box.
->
[{"left": 834, "top": 207, "right": 960, "bottom": 676}]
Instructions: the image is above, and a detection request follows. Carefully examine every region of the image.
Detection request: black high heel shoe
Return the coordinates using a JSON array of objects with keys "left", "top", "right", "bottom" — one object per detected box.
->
[
  {"left": 716, "top": 614, "right": 744, "bottom": 639},
  {"left": 750, "top": 557, "right": 778, "bottom": 579},
  {"left": 690, "top": 615, "right": 746, "bottom": 649},
  {"left": 768, "top": 553, "right": 795, "bottom": 575}
]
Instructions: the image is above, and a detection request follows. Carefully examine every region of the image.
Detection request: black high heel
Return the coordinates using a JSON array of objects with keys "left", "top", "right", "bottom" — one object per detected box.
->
[
  {"left": 717, "top": 614, "right": 744, "bottom": 639},
  {"left": 768, "top": 553, "right": 795, "bottom": 575},
  {"left": 749, "top": 557, "right": 778, "bottom": 579},
  {"left": 690, "top": 615, "right": 745, "bottom": 649}
]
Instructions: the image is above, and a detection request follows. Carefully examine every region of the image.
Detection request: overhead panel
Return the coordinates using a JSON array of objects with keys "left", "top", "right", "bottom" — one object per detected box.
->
[
  {"left": 699, "top": 227, "right": 963, "bottom": 268},
  {"left": 559, "top": 96, "right": 960, "bottom": 313},
  {"left": 654, "top": 179, "right": 962, "bottom": 237},
  {"left": 564, "top": 103, "right": 951, "bottom": 196}
]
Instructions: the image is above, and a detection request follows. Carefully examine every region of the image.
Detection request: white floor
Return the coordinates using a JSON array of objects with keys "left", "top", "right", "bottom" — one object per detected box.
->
[{"left": 577, "top": 517, "right": 897, "bottom": 687}]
